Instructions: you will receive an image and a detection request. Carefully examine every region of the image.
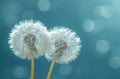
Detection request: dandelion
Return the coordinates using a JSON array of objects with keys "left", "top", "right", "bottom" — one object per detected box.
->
[
  {"left": 45, "top": 27, "right": 81, "bottom": 79},
  {"left": 9, "top": 20, "right": 49, "bottom": 79}
]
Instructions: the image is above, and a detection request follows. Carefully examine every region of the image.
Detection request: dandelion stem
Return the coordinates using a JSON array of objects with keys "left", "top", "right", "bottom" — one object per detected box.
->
[
  {"left": 30, "top": 57, "right": 34, "bottom": 79},
  {"left": 46, "top": 61, "right": 55, "bottom": 79}
]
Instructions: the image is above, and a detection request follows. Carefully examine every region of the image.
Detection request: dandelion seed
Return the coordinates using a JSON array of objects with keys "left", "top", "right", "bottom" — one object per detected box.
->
[
  {"left": 9, "top": 20, "right": 49, "bottom": 79},
  {"left": 45, "top": 27, "right": 81, "bottom": 79}
]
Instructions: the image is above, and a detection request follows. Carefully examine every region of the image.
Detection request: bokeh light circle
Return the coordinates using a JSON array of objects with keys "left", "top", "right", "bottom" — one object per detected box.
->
[
  {"left": 94, "top": 5, "right": 114, "bottom": 18},
  {"left": 59, "top": 64, "right": 72, "bottom": 76},
  {"left": 38, "top": 0, "right": 50, "bottom": 11},
  {"left": 13, "top": 66, "right": 28, "bottom": 78},
  {"left": 96, "top": 40, "right": 110, "bottom": 53},
  {"left": 109, "top": 56, "right": 120, "bottom": 69},
  {"left": 83, "top": 19, "right": 95, "bottom": 32}
]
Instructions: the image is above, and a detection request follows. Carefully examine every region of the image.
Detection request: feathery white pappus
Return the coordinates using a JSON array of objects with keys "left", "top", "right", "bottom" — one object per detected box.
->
[
  {"left": 8, "top": 20, "right": 49, "bottom": 59},
  {"left": 45, "top": 27, "right": 81, "bottom": 64}
]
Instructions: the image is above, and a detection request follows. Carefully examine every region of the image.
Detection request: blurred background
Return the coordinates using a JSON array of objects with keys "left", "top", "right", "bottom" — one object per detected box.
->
[{"left": 1, "top": 0, "right": 120, "bottom": 79}]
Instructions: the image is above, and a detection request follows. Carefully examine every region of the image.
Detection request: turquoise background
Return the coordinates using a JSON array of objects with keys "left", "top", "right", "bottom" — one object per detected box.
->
[{"left": 0, "top": 0, "right": 120, "bottom": 79}]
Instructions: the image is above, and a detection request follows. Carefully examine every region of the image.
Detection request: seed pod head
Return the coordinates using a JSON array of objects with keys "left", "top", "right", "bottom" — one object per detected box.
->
[
  {"left": 45, "top": 27, "right": 81, "bottom": 64},
  {"left": 9, "top": 20, "right": 49, "bottom": 59}
]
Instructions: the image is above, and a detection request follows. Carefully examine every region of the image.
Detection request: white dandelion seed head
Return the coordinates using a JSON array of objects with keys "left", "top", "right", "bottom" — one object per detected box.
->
[
  {"left": 9, "top": 20, "right": 49, "bottom": 59},
  {"left": 45, "top": 27, "right": 81, "bottom": 64}
]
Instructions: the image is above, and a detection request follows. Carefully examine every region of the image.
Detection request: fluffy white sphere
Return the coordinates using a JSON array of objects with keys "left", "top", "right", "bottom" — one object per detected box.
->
[
  {"left": 45, "top": 27, "right": 81, "bottom": 64},
  {"left": 9, "top": 20, "right": 49, "bottom": 59}
]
